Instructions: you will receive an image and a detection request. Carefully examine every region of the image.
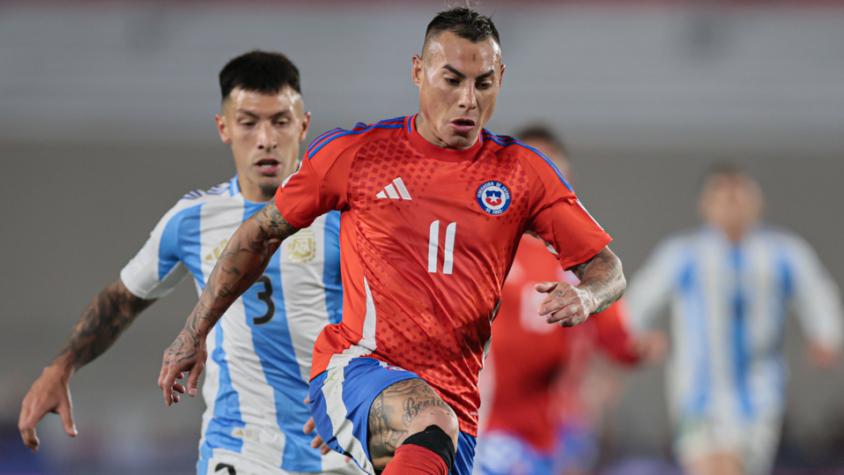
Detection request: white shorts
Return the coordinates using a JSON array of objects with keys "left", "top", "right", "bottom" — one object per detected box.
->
[
  {"left": 198, "top": 448, "right": 361, "bottom": 475},
  {"left": 675, "top": 414, "right": 781, "bottom": 475}
]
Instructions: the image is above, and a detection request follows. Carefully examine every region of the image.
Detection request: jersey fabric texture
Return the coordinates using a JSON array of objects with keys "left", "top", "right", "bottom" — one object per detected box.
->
[
  {"left": 275, "top": 114, "right": 612, "bottom": 440},
  {"left": 120, "top": 176, "right": 356, "bottom": 475},
  {"left": 477, "top": 234, "right": 638, "bottom": 474},
  {"left": 309, "top": 356, "right": 476, "bottom": 475},
  {"left": 627, "top": 226, "right": 843, "bottom": 474}
]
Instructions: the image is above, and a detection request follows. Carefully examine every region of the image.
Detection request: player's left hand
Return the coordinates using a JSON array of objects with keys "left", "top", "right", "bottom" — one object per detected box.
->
[
  {"left": 535, "top": 281, "right": 596, "bottom": 327},
  {"left": 158, "top": 328, "right": 207, "bottom": 406},
  {"left": 303, "top": 417, "right": 331, "bottom": 455}
]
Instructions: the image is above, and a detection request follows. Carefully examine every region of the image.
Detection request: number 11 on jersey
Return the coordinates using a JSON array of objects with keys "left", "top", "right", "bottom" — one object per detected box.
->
[{"left": 428, "top": 220, "right": 457, "bottom": 275}]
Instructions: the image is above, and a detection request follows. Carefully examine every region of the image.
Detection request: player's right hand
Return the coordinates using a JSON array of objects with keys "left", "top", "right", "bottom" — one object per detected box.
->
[
  {"left": 158, "top": 329, "right": 207, "bottom": 406},
  {"left": 18, "top": 365, "right": 78, "bottom": 452}
]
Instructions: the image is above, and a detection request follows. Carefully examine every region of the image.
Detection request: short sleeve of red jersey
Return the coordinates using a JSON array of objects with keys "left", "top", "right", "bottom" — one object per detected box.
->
[
  {"left": 521, "top": 148, "right": 612, "bottom": 270},
  {"left": 274, "top": 132, "right": 357, "bottom": 229}
]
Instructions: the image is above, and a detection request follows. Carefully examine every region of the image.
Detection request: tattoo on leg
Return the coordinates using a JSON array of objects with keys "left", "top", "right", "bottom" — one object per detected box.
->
[{"left": 367, "top": 379, "right": 456, "bottom": 466}]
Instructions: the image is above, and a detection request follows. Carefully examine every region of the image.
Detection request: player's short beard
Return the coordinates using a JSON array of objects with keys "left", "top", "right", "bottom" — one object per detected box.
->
[{"left": 259, "top": 183, "right": 280, "bottom": 201}]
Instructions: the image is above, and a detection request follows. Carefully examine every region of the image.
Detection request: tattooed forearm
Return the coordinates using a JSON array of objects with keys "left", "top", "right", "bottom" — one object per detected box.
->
[
  {"left": 183, "top": 202, "right": 296, "bottom": 338},
  {"left": 56, "top": 280, "right": 154, "bottom": 371},
  {"left": 256, "top": 202, "right": 298, "bottom": 241},
  {"left": 571, "top": 246, "right": 626, "bottom": 315}
]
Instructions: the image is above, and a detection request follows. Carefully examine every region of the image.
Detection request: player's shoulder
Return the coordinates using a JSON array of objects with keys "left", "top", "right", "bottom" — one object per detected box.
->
[
  {"left": 158, "top": 178, "right": 238, "bottom": 222},
  {"left": 304, "top": 115, "right": 408, "bottom": 161},
  {"left": 755, "top": 225, "right": 813, "bottom": 254},
  {"left": 177, "top": 177, "right": 237, "bottom": 205},
  {"left": 482, "top": 129, "right": 573, "bottom": 191}
]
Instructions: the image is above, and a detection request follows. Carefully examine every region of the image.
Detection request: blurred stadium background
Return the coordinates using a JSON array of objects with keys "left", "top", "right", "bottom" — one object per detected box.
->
[{"left": 1, "top": 0, "right": 843, "bottom": 473}]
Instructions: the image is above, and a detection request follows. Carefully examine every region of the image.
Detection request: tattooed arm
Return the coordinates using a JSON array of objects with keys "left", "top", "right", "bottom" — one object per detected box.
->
[
  {"left": 158, "top": 202, "right": 298, "bottom": 406},
  {"left": 19, "top": 280, "right": 154, "bottom": 451},
  {"left": 537, "top": 246, "right": 626, "bottom": 327}
]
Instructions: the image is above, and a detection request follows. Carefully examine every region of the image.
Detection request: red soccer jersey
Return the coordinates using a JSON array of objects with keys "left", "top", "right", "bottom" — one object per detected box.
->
[
  {"left": 483, "top": 234, "right": 639, "bottom": 451},
  {"left": 275, "top": 115, "right": 611, "bottom": 436}
]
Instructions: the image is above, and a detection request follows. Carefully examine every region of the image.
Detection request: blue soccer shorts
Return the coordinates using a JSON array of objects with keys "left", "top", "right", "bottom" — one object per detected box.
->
[{"left": 309, "top": 355, "right": 476, "bottom": 475}]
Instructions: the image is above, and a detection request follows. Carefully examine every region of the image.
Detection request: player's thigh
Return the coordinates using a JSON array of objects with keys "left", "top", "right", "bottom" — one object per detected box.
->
[{"left": 367, "top": 377, "right": 459, "bottom": 465}]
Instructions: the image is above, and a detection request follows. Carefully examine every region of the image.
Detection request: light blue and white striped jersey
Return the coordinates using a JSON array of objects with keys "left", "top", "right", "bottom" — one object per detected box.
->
[
  {"left": 120, "top": 176, "right": 354, "bottom": 474},
  {"left": 627, "top": 226, "right": 842, "bottom": 423}
]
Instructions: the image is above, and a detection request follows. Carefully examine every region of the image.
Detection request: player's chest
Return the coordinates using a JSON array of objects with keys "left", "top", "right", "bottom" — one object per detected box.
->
[
  {"left": 348, "top": 157, "right": 532, "bottom": 236},
  {"left": 189, "top": 202, "right": 332, "bottom": 270}
]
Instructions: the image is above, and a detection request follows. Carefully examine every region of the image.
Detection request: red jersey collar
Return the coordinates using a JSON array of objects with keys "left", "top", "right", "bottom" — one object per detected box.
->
[{"left": 405, "top": 114, "right": 484, "bottom": 162}]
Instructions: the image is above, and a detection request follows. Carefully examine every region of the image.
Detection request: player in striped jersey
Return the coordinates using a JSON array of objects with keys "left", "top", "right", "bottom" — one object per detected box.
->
[
  {"left": 627, "top": 164, "right": 843, "bottom": 475},
  {"left": 158, "top": 8, "right": 626, "bottom": 475},
  {"left": 18, "top": 51, "right": 359, "bottom": 475}
]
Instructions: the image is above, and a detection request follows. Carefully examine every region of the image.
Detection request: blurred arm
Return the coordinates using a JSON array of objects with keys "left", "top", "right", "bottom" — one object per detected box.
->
[
  {"left": 625, "top": 238, "right": 680, "bottom": 333},
  {"left": 788, "top": 236, "right": 843, "bottom": 366}
]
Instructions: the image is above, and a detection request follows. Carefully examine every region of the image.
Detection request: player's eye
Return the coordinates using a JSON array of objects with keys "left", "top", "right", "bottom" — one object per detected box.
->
[
  {"left": 275, "top": 119, "right": 290, "bottom": 127},
  {"left": 477, "top": 81, "right": 493, "bottom": 90},
  {"left": 240, "top": 121, "right": 256, "bottom": 127},
  {"left": 445, "top": 77, "right": 460, "bottom": 86}
]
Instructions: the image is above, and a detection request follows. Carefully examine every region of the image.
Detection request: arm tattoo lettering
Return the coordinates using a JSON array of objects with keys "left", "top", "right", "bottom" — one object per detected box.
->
[{"left": 58, "top": 280, "right": 154, "bottom": 370}]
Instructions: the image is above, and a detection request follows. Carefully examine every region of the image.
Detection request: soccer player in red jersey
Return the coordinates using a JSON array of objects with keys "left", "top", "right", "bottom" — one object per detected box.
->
[
  {"left": 475, "top": 126, "right": 660, "bottom": 475},
  {"left": 158, "top": 8, "right": 626, "bottom": 475}
]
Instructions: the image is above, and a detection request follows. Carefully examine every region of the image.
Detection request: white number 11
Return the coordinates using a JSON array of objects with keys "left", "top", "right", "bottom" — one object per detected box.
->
[{"left": 428, "top": 220, "right": 457, "bottom": 275}]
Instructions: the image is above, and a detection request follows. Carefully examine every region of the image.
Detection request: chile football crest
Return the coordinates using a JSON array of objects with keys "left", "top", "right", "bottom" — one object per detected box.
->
[{"left": 476, "top": 181, "right": 511, "bottom": 215}]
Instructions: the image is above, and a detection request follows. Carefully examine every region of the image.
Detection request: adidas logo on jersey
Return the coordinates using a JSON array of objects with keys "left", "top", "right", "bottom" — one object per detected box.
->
[{"left": 375, "top": 177, "right": 412, "bottom": 200}]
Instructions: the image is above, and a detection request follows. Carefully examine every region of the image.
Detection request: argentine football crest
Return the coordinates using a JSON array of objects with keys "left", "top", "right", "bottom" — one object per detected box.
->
[
  {"left": 476, "top": 181, "right": 511, "bottom": 215},
  {"left": 286, "top": 228, "right": 317, "bottom": 262}
]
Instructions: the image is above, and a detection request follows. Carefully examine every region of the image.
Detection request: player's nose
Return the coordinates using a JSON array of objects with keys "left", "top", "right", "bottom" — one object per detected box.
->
[
  {"left": 256, "top": 122, "right": 278, "bottom": 150},
  {"left": 457, "top": 84, "right": 478, "bottom": 111}
]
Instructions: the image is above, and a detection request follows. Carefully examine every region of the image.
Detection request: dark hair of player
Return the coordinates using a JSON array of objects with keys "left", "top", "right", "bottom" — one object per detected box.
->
[
  {"left": 218, "top": 50, "right": 301, "bottom": 102},
  {"left": 424, "top": 7, "right": 500, "bottom": 49},
  {"left": 514, "top": 124, "right": 569, "bottom": 157}
]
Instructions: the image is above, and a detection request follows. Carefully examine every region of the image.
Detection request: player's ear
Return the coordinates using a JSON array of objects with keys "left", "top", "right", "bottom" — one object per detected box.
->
[
  {"left": 499, "top": 63, "right": 506, "bottom": 88},
  {"left": 411, "top": 54, "right": 424, "bottom": 88},
  {"left": 215, "top": 113, "right": 232, "bottom": 145},
  {"left": 299, "top": 111, "right": 311, "bottom": 143}
]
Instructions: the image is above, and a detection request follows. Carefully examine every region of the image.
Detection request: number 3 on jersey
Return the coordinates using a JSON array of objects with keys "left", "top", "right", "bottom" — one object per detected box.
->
[
  {"left": 253, "top": 275, "right": 274, "bottom": 325},
  {"left": 428, "top": 220, "right": 457, "bottom": 275}
]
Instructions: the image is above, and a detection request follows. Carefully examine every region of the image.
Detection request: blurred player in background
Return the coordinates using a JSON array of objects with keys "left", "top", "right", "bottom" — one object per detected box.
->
[
  {"left": 158, "top": 8, "right": 626, "bottom": 475},
  {"left": 627, "top": 164, "right": 843, "bottom": 475},
  {"left": 474, "top": 125, "right": 662, "bottom": 475},
  {"left": 18, "top": 51, "right": 359, "bottom": 475}
]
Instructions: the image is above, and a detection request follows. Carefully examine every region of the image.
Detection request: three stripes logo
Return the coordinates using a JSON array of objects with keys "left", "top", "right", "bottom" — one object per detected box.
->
[{"left": 376, "top": 177, "right": 412, "bottom": 200}]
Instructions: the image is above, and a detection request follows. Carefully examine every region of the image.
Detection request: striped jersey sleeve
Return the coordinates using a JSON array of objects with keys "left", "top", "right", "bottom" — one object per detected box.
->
[
  {"left": 781, "top": 233, "right": 844, "bottom": 349},
  {"left": 119, "top": 199, "right": 197, "bottom": 299},
  {"left": 625, "top": 236, "right": 686, "bottom": 333}
]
